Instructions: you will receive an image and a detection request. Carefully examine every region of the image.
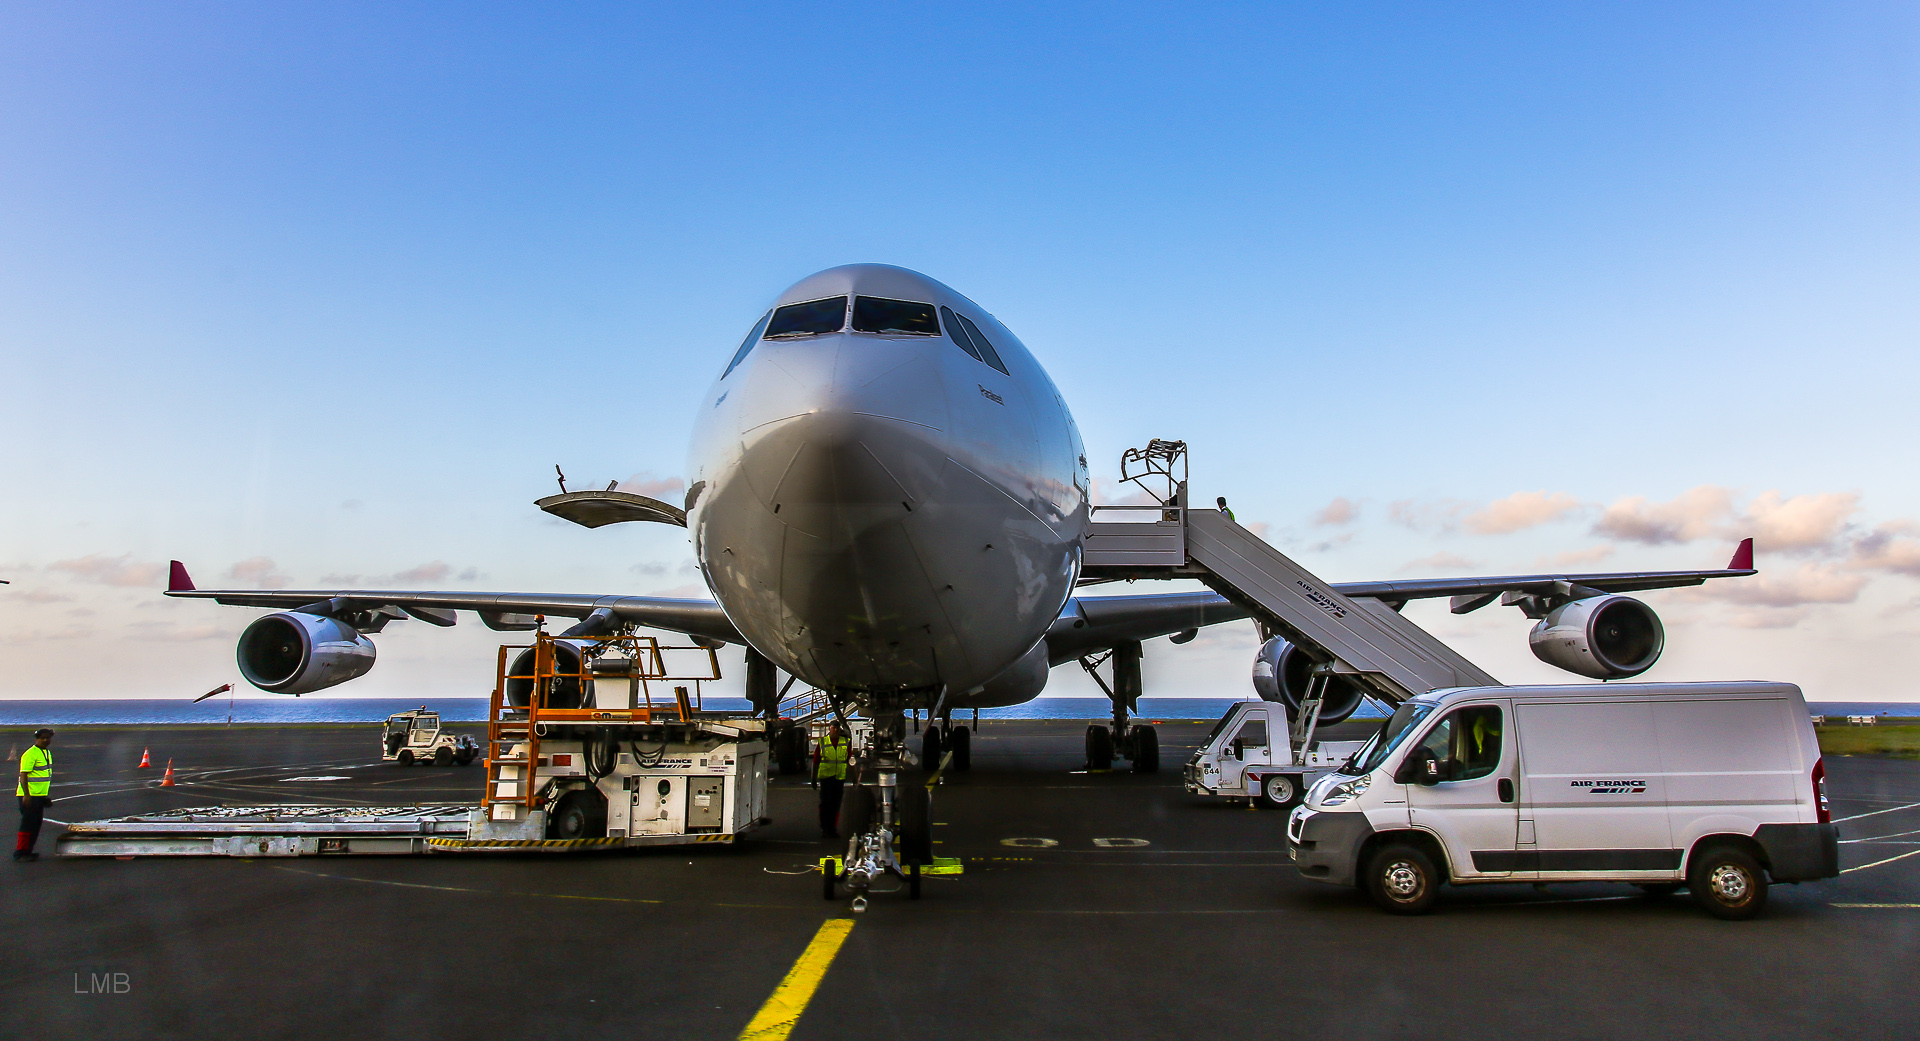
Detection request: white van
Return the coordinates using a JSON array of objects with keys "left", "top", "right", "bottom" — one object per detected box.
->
[{"left": 1286, "top": 681, "right": 1838, "bottom": 919}]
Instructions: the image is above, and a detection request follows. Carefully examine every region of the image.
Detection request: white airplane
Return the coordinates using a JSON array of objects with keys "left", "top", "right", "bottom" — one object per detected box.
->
[{"left": 168, "top": 264, "right": 1753, "bottom": 890}]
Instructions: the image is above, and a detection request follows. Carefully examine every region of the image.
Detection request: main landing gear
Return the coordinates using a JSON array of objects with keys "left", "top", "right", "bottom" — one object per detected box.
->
[
  {"left": 1079, "top": 641, "right": 1159, "bottom": 774},
  {"left": 920, "top": 718, "right": 972, "bottom": 773}
]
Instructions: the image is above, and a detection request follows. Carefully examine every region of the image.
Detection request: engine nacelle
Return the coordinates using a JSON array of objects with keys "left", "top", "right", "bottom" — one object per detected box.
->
[
  {"left": 237, "top": 612, "right": 376, "bottom": 694},
  {"left": 1250, "top": 636, "right": 1366, "bottom": 725},
  {"left": 505, "top": 640, "right": 592, "bottom": 709},
  {"left": 1529, "top": 595, "right": 1665, "bottom": 679}
]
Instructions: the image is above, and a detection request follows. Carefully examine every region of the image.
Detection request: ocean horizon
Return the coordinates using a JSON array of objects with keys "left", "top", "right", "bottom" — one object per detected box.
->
[{"left": 0, "top": 696, "right": 1911, "bottom": 727}]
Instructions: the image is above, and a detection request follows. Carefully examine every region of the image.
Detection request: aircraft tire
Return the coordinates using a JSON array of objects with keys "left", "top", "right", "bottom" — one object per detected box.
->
[
  {"left": 909, "top": 862, "right": 921, "bottom": 900},
  {"left": 922, "top": 727, "right": 944, "bottom": 773},
  {"left": 1085, "top": 725, "right": 1113, "bottom": 770},
  {"left": 1130, "top": 725, "right": 1159, "bottom": 774},
  {"left": 898, "top": 781, "right": 932, "bottom": 865},
  {"left": 949, "top": 725, "right": 971, "bottom": 771},
  {"left": 840, "top": 780, "right": 874, "bottom": 839}
]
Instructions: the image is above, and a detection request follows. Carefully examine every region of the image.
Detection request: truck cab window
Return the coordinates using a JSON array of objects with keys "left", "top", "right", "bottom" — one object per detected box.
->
[
  {"left": 1421, "top": 705, "right": 1502, "bottom": 781},
  {"left": 765, "top": 296, "right": 847, "bottom": 338},
  {"left": 1233, "top": 719, "right": 1268, "bottom": 751}
]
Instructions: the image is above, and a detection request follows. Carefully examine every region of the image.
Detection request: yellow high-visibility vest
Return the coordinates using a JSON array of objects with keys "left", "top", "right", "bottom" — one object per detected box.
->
[
  {"left": 815, "top": 737, "right": 849, "bottom": 781},
  {"left": 17, "top": 746, "right": 51, "bottom": 798}
]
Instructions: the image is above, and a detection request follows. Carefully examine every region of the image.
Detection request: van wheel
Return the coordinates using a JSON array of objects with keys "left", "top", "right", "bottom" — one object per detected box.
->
[
  {"left": 1634, "top": 882, "right": 1682, "bottom": 897},
  {"left": 1689, "top": 846, "right": 1768, "bottom": 920},
  {"left": 1365, "top": 843, "right": 1440, "bottom": 915},
  {"left": 1260, "top": 774, "right": 1299, "bottom": 809}
]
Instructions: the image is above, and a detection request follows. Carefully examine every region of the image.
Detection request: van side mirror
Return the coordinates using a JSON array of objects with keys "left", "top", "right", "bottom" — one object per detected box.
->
[{"left": 1394, "top": 748, "right": 1441, "bottom": 786}]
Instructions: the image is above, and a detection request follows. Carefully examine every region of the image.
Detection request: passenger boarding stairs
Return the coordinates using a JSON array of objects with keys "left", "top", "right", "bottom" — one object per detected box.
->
[{"left": 1082, "top": 441, "right": 1498, "bottom": 705}]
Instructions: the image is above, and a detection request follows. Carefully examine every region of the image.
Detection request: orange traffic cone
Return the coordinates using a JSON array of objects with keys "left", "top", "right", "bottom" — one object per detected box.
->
[
  {"left": 137, "top": 748, "right": 152, "bottom": 769},
  {"left": 159, "top": 759, "right": 176, "bottom": 787}
]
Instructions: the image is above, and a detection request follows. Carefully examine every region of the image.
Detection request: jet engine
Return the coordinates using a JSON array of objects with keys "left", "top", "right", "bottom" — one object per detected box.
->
[
  {"left": 1250, "top": 636, "right": 1366, "bottom": 725},
  {"left": 505, "top": 640, "right": 592, "bottom": 709},
  {"left": 236, "top": 612, "right": 376, "bottom": 694},
  {"left": 1528, "top": 595, "right": 1665, "bottom": 679}
]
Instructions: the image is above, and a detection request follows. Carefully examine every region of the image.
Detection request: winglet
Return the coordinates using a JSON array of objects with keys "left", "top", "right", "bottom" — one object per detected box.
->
[
  {"left": 168, "top": 560, "right": 195, "bottom": 592},
  {"left": 1727, "top": 538, "right": 1754, "bottom": 571}
]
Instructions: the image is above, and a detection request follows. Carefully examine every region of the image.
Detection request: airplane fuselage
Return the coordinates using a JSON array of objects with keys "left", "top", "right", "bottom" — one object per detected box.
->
[{"left": 686, "top": 265, "right": 1090, "bottom": 704}]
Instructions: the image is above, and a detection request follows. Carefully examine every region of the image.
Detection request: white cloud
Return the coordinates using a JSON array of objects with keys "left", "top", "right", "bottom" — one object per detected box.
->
[
  {"left": 13, "top": 587, "right": 73, "bottom": 603},
  {"left": 48, "top": 554, "right": 167, "bottom": 587},
  {"left": 226, "top": 557, "right": 290, "bottom": 588},
  {"left": 1737, "top": 490, "right": 1859, "bottom": 555},
  {"left": 1465, "top": 491, "right": 1582, "bottom": 535},
  {"left": 1688, "top": 562, "right": 1866, "bottom": 608},
  {"left": 1312, "top": 497, "right": 1358, "bottom": 526},
  {"left": 127, "top": 622, "right": 226, "bottom": 642},
  {"left": 1592, "top": 486, "right": 1734, "bottom": 544},
  {"left": 1848, "top": 522, "right": 1920, "bottom": 577}
]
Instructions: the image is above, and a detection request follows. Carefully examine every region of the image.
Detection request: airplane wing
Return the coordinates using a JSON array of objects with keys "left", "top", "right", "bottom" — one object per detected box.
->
[
  {"left": 1050, "top": 539, "right": 1755, "bottom": 661},
  {"left": 161, "top": 561, "right": 743, "bottom": 645}
]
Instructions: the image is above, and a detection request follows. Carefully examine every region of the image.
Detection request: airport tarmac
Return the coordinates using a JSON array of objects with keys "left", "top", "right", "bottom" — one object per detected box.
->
[{"left": 5, "top": 719, "right": 1918, "bottom": 1041}]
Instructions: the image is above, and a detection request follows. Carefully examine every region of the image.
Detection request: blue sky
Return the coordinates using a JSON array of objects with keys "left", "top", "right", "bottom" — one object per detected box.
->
[{"left": 2, "top": 2, "right": 1917, "bottom": 701}]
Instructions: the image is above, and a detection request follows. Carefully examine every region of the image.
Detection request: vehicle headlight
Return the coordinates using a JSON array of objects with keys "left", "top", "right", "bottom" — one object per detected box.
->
[{"left": 1319, "top": 775, "right": 1371, "bottom": 806}]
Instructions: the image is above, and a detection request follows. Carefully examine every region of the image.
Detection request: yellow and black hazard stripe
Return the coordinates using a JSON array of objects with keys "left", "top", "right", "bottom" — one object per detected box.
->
[{"left": 427, "top": 833, "right": 736, "bottom": 851}]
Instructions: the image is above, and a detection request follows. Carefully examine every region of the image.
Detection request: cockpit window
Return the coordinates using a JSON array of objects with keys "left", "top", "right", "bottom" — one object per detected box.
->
[
  {"left": 764, "top": 296, "right": 847, "bottom": 338},
  {"left": 722, "top": 311, "right": 772, "bottom": 378},
  {"left": 852, "top": 297, "right": 939, "bottom": 335},
  {"left": 940, "top": 306, "right": 984, "bottom": 363},
  {"left": 955, "top": 313, "right": 1009, "bottom": 375}
]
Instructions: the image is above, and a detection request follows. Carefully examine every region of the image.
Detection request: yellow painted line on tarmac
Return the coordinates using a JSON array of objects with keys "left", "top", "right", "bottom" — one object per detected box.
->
[
  {"left": 1841, "top": 848, "right": 1920, "bottom": 874},
  {"left": 738, "top": 919, "right": 856, "bottom": 1041}
]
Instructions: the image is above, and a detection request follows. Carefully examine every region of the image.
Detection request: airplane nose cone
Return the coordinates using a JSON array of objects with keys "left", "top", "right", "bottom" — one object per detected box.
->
[{"left": 693, "top": 333, "right": 1077, "bottom": 694}]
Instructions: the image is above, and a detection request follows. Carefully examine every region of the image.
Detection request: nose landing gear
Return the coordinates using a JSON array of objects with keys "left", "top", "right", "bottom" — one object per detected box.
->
[{"left": 822, "top": 697, "right": 933, "bottom": 909}]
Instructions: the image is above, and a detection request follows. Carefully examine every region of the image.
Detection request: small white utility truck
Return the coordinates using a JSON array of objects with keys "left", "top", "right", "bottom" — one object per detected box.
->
[
  {"left": 381, "top": 708, "right": 478, "bottom": 767},
  {"left": 1287, "top": 681, "right": 1840, "bottom": 919},
  {"left": 1185, "top": 700, "right": 1370, "bottom": 809}
]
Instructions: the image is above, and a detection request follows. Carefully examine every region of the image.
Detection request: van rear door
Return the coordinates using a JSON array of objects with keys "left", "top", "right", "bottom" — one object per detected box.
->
[
  {"left": 1516, "top": 699, "right": 1678, "bottom": 877},
  {"left": 1654, "top": 697, "right": 1803, "bottom": 852},
  {"left": 1407, "top": 701, "right": 1518, "bottom": 878}
]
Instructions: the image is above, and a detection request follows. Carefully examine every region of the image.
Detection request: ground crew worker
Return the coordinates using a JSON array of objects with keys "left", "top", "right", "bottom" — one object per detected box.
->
[
  {"left": 16, "top": 727, "right": 53, "bottom": 862},
  {"left": 813, "top": 722, "right": 850, "bottom": 840},
  {"left": 1216, "top": 496, "right": 1234, "bottom": 522}
]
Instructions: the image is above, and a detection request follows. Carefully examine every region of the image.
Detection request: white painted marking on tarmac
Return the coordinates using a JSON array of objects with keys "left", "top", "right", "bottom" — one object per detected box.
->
[
  {"left": 280, "top": 775, "right": 350, "bottom": 782},
  {"left": 1841, "top": 827, "right": 1920, "bottom": 844},
  {"left": 1091, "top": 838, "right": 1150, "bottom": 847},
  {"left": 1832, "top": 903, "right": 1920, "bottom": 908},
  {"left": 1001, "top": 837, "right": 1058, "bottom": 848},
  {"left": 1841, "top": 848, "right": 1920, "bottom": 874},
  {"left": 1832, "top": 801, "right": 1920, "bottom": 824}
]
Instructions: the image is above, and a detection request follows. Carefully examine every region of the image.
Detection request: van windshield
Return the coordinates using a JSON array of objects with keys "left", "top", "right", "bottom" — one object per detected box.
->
[{"left": 1346, "top": 702, "right": 1434, "bottom": 776}]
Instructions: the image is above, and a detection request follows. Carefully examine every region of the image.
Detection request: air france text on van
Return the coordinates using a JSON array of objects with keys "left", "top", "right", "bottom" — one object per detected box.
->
[{"left": 1570, "top": 779, "right": 1647, "bottom": 794}]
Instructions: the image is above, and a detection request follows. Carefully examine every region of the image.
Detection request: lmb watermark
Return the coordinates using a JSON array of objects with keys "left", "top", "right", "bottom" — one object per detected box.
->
[{"left": 72, "top": 971, "right": 131, "bottom": 995}]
